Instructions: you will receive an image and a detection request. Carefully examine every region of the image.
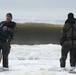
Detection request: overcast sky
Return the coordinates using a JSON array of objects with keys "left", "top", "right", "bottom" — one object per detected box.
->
[{"left": 0, "top": 0, "right": 76, "bottom": 22}]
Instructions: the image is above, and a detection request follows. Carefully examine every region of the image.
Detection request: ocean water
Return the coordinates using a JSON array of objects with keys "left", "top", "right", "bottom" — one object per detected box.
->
[
  {"left": 0, "top": 12, "right": 65, "bottom": 25},
  {"left": 14, "top": 19, "right": 64, "bottom": 25},
  {"left": 0, "top": 19, "right": 64, "bottom": 24},
  {"left": 0, "top": 11, "right": 66, "bottom": 25}
]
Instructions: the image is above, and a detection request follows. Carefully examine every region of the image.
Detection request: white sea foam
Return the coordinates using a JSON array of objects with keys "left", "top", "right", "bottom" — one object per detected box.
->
[{"left": 0, "top": 44, "right": 71, "bottom": 75}]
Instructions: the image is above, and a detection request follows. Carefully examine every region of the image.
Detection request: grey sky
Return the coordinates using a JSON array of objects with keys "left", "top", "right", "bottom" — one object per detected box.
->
[
  {"left": 0, "top": 0, "right": 76, "bottom": 22},
  {"left": 0, "top": 0, "right": 76, "bottom": 11}
]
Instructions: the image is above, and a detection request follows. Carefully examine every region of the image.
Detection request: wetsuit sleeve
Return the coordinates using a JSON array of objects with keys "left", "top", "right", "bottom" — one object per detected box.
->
[
  {"left": 8, "top": 22, "right": 17, "bottom": 35},
  {"left": 60, "top": 24, "right": 66, "bottom": 46},
  {"left": 0, "top": 22, "right": 1, "bottom": 25},
  {"left": 0, "top": 21, "right": 4, "bottom": 26}
]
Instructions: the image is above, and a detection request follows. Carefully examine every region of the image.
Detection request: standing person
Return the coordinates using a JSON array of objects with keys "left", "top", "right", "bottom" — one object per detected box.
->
[
  {"left": 60, "top": 13, "right": 76, "bottom": 71},
  {"left": 0, "top": 13, "right": 16, "bottom": 69}
]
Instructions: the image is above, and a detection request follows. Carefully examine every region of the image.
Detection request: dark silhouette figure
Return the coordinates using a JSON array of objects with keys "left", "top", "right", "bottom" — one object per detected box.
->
[{"left": 60, "top": 13, "right": 76, "bottom": 70}]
